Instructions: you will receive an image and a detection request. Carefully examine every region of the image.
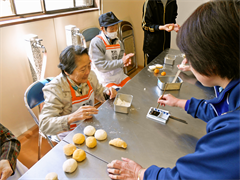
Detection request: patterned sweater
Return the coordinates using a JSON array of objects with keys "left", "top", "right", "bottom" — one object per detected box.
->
[{"left": 0, "top": 123, "right": 21, "bottom": 175}]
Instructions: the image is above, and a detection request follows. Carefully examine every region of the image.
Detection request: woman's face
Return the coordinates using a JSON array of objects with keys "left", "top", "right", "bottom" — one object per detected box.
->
[{"left": 67, "top": 54, "right": 91, "bottom": 85}]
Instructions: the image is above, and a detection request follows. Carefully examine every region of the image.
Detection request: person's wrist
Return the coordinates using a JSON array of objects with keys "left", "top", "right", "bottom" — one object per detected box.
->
[{"left": 137, "top": 168, "right": 145, "bottom": 180}]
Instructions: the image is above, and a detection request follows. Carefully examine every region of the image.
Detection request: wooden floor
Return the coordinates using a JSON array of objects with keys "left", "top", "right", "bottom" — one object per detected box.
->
[{"left": 18, "top": 67, "right": 143, "bottom": 169}]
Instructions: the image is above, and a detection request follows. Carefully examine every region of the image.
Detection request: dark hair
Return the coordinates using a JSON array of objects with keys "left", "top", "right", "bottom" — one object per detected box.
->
[
  {"left": 177, "top": 0, "right": 240, "bottom": 80},
  {"left": 58, "top": 45, "right": 88, "bottom": 75}
]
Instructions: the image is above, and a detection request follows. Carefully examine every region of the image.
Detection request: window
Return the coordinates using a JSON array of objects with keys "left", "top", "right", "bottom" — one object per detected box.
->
[
  {"left": 0, "top": 0, "right": 94, "bottom": 18},
  {"left": 14, "top": 0, "right": 42, "bottom": 14}
]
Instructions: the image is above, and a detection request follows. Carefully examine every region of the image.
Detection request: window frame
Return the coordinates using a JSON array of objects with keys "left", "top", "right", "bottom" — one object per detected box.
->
[{"left": 0, "top": 0, "right": 100, "bottom": 27}]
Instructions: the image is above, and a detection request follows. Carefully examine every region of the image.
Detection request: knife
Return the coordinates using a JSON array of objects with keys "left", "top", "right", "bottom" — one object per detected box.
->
[{"left": 169, "top": 115, "right": 188, "bottom": 124}]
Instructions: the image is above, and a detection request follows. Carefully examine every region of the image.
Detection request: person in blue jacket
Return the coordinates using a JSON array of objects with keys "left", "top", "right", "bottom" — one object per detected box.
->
[{"left": 106, "top": 1, "right": 240, "bottom": 179}]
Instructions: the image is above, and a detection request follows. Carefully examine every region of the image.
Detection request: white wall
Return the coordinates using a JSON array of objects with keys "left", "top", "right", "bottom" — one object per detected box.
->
[{"left": 0, "top": 0, "right": 208, "bottom": 136}]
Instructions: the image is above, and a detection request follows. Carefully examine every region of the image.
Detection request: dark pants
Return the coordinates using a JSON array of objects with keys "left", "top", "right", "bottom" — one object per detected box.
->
[{"left": 144, "top": 53, "right": 159, "bottom": 66}]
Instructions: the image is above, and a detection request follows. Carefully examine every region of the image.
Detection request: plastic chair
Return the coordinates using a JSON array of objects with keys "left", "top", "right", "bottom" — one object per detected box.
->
[
  {"left": 24, "top": 78, "right": 60, "bottom": 160},
  {"left": 82, "top": 27, "right": 100, "bottom": 48}
]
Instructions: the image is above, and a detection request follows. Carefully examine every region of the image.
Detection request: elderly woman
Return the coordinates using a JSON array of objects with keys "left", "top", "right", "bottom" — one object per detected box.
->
[
  {"left": 39, "top": 45, "right": 117, "bottom": 136},
  {"left": 107, "top": 1, "right": 240, "bottom": 180}
]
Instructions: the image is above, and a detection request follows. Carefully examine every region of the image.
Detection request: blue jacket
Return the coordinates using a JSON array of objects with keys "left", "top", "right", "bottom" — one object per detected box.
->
[
  {"left": 144, "top": 79, "right": 240, "bottom": 179},
  {"left": 185, "top": 79, "right": 240, "bottom": 122}
]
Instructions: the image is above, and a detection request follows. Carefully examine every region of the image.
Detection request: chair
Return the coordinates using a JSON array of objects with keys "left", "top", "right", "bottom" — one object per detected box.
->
[
  {"left": 82, "top": 27, "right": 100, "bottom": 48},
  {"left": 118, "top": 21, "right": 138, "bottom": 75},
  {"left": 24, "top": 78, "right": 60, "bottom": 160}
]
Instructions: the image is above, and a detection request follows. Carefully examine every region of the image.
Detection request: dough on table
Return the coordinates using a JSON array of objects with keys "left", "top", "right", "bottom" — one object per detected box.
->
[
  {"left": 84, "top": 125, "right": 96, "bottom": 136},
  {"left": 94, "top": 129, "right": 107, "bottom": 141},
  {"left": 45, "top": 172, "right": 58, "bottom": 180},
  {"left": 73, "top": 133, "right": 85, "bottom": 144},
  {"left": 155, "top": 64, "right": 163, "bottom": 69},
  {"left": 109, "top": 138, "right": 127, "bottom": 149},
  {"left": 72, "top": 149, "right": 86, "bottom": 162},
  {"left": 62, "top": 159, "right": 78, "bottom": 173},
  {"left": 86, "top": 137, "right": 97, "bottom": 148},
  {"left": 63, "top": 144, "right": 77, "bottom": 156}
]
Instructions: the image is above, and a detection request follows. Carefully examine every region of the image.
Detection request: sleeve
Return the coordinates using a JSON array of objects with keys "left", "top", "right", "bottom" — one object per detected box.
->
[
  {"left": 185, "top": 97, "right": 218, "bottom": 122},
  {"left": 144, "top": 112, "right": 240, "bottom": 180},
  {"left": 142, "top": 1, "right": 160, "bottom": 32},
  {"left": 39, "top": 84, "right": 70, "bottom": 135},
  {"left": 89, "top": 37, "right": 124, "bottom": 72},
  {"left": 88, "top": 71, "right": 108, "bottom": 102},
  {"left": 172, "top": 1, "right": 178, "bottom": 23},
  {"left": 0, "top": 124, "right": 20, "bottom": 175}
]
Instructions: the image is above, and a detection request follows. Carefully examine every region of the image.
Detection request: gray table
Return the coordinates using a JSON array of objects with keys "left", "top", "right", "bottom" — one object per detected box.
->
[{"left": 20, "top": 49, "right": 215, "bottom": 179}]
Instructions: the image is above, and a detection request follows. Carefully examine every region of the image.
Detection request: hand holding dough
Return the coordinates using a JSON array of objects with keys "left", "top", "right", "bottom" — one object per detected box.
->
[
  {"left": 73, "top": 133, "right": 85, "bottom": 144},
  {"left": 109, "top": 138, "right": 127, "bottom": 149},
  {"left": 62, "top": 159, "right": 77, "bottom": 173},
  {"left": 84, "top": 125, "right": 96, "bottom": 136},
  {"left": 63, "top": 144, "right": 77, "bottom": 156},
  {"left": 45, "top": 172, "right": 58, "bottom": 180},
  {"left": 94, "top": 129, "right": 107, "bottom": 141}
]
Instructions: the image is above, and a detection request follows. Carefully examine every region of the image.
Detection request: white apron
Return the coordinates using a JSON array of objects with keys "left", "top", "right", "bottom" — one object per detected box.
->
[
  {"left": 92, "top": 32, "right": 130, "bottom": 89},
  {"left": 68, "top": 80, "right": 95, "bottom": 131}
]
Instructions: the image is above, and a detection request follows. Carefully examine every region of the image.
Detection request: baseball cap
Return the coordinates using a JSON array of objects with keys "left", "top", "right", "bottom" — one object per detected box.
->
[{"left": 99, "top": 11, "right": 122, "bottom": 27}]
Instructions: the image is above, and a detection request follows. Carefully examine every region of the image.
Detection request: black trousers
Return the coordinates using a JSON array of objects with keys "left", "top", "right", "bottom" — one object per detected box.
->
[{"left": 144, "top": 53, "right": 159, "bottom": 67}]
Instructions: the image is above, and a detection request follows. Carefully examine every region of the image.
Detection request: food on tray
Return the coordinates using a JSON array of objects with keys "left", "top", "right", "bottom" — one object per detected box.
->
[
  {"left": 155, "top": 64, "right": 163, "bottom": 69},
  {"left": 45, "top": 172, "right": 58, "bottom": 180},
  {"left": 109, "top": 138, "right": 127, "bottom": 149},
  {"left": 84, "top": 125, "right": 96, "bottom": 136},
  {"left": 149, "top": 65, "right": 156, "bottom": 70},
  {"left": 154, "top": 69, "right": 160, "bottom": 74},
  {"left": 161, "top": 71, "right": 166, "bottom": 76},
  {"left": 116, "top": 98, "right": 131, "bottom": 107},
  {"left": 73, "top": 133, "right": 85, "bottom": 145},
  {"left": 72, "top": 149, "right": 86, "bottom": 162},
  {"left": 94, "top": 129, "right": 107, "bottom": 141},
  {"left": 63, "top": 144, "right": 76, "bottom": 156},
  {"left": 86, "top": 137, "right": 97, "bottom": 148},
  {"left": 62, "top": 159, "right": 77, "bottom": 173}
]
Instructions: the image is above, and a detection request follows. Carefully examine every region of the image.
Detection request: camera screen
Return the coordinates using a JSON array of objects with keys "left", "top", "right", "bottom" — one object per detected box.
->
[{"left": 151, "top": 110, "right": 160, "bottom": 117}]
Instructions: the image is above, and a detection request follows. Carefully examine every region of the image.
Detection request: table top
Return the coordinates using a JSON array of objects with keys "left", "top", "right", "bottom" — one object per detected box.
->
[{"left": 20, "top": 49, "right": 215, "bottom": 179}]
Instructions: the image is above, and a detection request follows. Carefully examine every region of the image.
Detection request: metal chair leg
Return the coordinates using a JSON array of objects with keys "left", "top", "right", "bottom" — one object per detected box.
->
[{"left": 38, "top": 133, "right": 42, "bottom": 160}]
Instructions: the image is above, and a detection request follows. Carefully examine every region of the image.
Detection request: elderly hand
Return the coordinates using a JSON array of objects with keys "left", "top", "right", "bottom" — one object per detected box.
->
[
  {"left": 68, "top": 105, "right": 99, "bottom": 124},
  {"left": 107, "top": 87, "right": 117, "bottom": 99},
  {"left": 0, "top": 160, "right": 13, "bottom": 180},
  {"left": 158, "top": 94, "right": 187, "bottom": 110},
  {"left": 107, "top": 157, "right": 145, "bottom": 180},
  {"left": 122, "top": 53, "right": 134, "bottom": 67}
]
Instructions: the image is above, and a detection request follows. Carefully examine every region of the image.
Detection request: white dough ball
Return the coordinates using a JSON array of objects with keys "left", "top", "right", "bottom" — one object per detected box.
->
[
  {"left": 94, "top": 129, "right": 107, "bottom": 140},
  {"left": 62, "top": 159, "right": 78, "bottom": 173},
  {"left": 45, "top": 172, "right": 58, "bottom": 180},
  {"left": 83, "top": 125, "right": 96, "bottom": 136}
]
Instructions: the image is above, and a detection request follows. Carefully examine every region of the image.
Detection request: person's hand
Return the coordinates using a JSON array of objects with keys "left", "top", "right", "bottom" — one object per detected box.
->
[
  {"left": 158, "top": 94, "right": 187, "bottom": 110},
  {"left": 177, "top": 58, "right": 191, "bottom": 71},
  {"left": 107, "top": 87, "right": 117, "bottom": 99},
  {"left": 161, "top": 23, "right": 175, "bottom": 32},
  {"left": 122, "top": 53, "right": 134, "bottom": 67},
  {"left": 107, "top": 157, "right": 145, "bottom": 180},
  {"left": 68, "top": 105, "right": 98, "bottom": 124},
  {"left": 174, "top": 23, "right": 180, "bottom": 32},
  {"left": 0, "top": 160, "right": 13, "bottom": 180}
]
